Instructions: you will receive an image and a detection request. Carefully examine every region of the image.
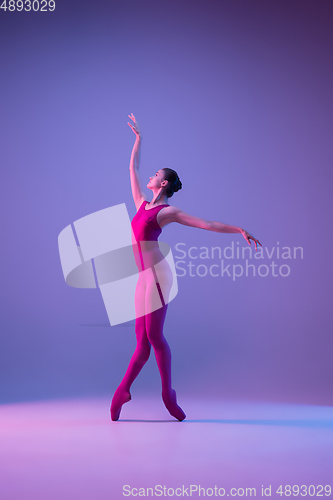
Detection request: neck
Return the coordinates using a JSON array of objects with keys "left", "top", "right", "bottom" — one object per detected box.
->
[{"left": 150, "top": 189, "right": 168, "bottom": 205}]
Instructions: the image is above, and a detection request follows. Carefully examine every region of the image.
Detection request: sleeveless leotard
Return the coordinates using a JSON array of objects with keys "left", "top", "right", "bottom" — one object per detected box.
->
[
  {"left": 131, "top": 200, "right": 169, "bottom": 242},
  {"left": 131, "top": 200, "right": 170, "bottom": 273}
]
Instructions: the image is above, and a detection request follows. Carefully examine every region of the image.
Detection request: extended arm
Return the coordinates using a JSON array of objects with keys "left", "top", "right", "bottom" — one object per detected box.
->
[
  {"left": 128, "top": 114, "right": 146, "bottom": 210},
  {"left": 166, "top": 207, "right": 262, "bottom": 250},
  {"left": 206, "top": 220, "right": 241, "bottom": 234}
]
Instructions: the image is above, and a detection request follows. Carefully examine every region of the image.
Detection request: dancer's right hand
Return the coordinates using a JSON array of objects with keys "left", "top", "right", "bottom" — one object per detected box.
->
[{"left": 127, "top": 113, "right": 141, "bottom": 138}]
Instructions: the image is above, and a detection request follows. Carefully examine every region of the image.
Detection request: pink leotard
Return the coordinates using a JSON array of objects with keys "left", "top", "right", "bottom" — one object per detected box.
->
[
  {"left": 131, "top": 200, "right": 170, "bottom": 242},
  {"left": 131, "top": 200, "right": 170, "bottom": 273}
]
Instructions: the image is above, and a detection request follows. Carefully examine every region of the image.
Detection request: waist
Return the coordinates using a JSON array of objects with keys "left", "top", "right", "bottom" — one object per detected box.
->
[{"left": 132, "top": 241, "right": 167, "bottom": 271}]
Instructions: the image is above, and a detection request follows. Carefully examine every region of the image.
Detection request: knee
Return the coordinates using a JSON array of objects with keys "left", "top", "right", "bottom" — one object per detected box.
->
[
  {"left": 147, "top": 330, "right": 165, "bottom": 350},
  {"left": 135, "top": 319, "right": 147, "bottom": 342},
  {"left": 136, "top": 340, "right": 151, "bottom": 362}
]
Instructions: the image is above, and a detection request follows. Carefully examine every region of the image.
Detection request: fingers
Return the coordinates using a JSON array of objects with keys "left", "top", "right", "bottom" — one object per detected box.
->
[
  {"left": 127, "top": 122, "right": 140, "bottom": 136},
  {"left": 243, "top": 230, "right": 262, "bottom": 251},
  {"left": 248, "top": 231, "right": 262, "bottom": 250},
  {"left": 251, "top": 236, "right": 262, "bottom": 252},
  {"left": 128, "top": 113, "right": 136, "bottom": 123},
  {"left": 249, "top": 235, "right": 256, "bottom": 249}
]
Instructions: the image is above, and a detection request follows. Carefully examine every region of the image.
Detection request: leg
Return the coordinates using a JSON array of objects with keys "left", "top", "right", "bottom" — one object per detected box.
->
[
  {"left": 145, "top": 279, "right": 186, "bottom": 421},
  {"left": 111, "top": 275, "right": 151, "bottom": 421}
]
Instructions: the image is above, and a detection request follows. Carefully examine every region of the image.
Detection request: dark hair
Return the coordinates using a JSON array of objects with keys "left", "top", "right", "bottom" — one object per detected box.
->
[{"left": 161, "top": 168, "right": 182, "bottom": 198}]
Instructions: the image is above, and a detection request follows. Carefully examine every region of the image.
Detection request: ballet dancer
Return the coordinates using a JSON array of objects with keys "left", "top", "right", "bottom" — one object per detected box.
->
[{"left": 110, "top": 113, "right": 262, "bottom": 422}]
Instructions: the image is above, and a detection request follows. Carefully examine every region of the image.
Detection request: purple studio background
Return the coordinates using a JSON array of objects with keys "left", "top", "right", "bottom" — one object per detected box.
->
[{"left": 1, "top": 0, "right": 332, "bottom": 406}]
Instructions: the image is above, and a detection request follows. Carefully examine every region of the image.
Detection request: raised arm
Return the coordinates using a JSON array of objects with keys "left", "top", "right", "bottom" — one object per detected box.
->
[
  {"left": 163, "top": 206, "right": 262, "bottom": 251},
  {"left": 128, "top": 113, "right": 146, "bottom": 211}
]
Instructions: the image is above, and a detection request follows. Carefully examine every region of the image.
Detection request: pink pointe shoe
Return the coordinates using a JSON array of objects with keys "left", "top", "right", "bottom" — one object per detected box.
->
[
  {"left": 110, "top": 389, "right": 131, "bottom": 421},
  {"left": 162, "top": 389, "right": 186, "bottom": 421}
]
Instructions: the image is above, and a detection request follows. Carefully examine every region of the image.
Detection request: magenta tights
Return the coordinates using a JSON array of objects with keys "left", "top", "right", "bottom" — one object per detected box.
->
[{"left": 111, "top": 270, "right": 185, "bottom": 421}]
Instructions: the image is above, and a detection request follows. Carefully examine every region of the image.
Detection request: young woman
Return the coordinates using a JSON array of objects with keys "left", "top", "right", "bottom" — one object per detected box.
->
[{"left": 110, "top": 113, "right": 262, "bottom": 422}]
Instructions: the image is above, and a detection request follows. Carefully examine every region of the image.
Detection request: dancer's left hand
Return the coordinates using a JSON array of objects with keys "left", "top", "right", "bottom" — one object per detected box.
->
[
  {"left": 240, "top": 229, "right": 262, "bottom": 251},
  {"left": 127, "top": 113, "right": 141, "bottom": 138}
]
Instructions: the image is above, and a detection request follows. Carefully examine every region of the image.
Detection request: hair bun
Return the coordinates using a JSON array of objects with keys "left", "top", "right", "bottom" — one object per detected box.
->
[
  {"left": 162, "top": 168, "right": 182, "bottom": 197},
  {"left": 174, "top": 178, "right": 182, "bottom": 193}
]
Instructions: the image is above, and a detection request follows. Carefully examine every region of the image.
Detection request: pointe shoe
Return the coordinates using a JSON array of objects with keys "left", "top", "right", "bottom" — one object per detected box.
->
[
  {"left": 162, "top": 389, "right": 186, "bottom": 421},
  {"left": 110, "top": 389, "right": 131, "bottom": 421}
]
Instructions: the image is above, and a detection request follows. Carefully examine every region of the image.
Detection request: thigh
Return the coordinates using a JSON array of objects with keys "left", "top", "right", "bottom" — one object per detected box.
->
[
  {"left": 151, "top": 259, "right": 173, "bottom": 307},
  {"left": 145, "top": 272, "right": 169, "bottom": 343},
  {"left": 134, "top": 274, "right": 149, "bottom": 343},
  {"left": 135, "top": 269, "right": 163, "bottom": 326},
  {"left": 135, "top": 262, "right": 172, "bottom": 341},
  {"left": 134, "top": 272, "right": 147, "bottom": 320}
]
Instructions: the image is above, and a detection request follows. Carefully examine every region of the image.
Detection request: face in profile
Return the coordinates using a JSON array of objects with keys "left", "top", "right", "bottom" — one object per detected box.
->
[{"left": 147, "top": 169, "right": 166, "bottom": 190}]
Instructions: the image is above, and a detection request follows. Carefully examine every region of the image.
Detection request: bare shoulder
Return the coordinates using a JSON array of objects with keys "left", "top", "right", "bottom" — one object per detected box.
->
[
  {"left": 157, "top": 205, "right": 208, "bottom": 230},
  {"left": 156, "top": 205, "right": 180, "bottom": 229},
  {"left": 163, "top": 205, "right": 180, "bottom": 216}
]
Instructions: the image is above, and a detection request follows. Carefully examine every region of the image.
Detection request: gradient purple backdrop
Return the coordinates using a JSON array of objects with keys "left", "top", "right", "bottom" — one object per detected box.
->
[{"left": 1, "top": 0, "right": 332, "bottom": 405}]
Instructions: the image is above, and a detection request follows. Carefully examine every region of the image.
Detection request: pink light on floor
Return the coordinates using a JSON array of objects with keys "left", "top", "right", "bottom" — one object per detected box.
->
[{"left": 0, "top": 397, "right": 332, "bottom": 499}]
